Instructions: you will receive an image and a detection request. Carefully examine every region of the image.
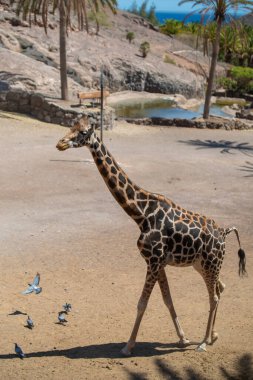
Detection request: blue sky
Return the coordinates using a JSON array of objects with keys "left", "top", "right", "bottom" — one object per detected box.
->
[{"left": 117, "top": 0, "right": 193, "bottom": 12}]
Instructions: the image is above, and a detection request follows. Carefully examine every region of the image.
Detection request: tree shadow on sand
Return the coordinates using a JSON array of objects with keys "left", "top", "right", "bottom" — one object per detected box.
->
[
  {"left": 178, "top": 139, "right": 253, "bottom": 156},
  {"left": 0, "top": 341, "right": 194, "bottom": 360},
  {"left": 125, "top": 354, "right": 253, "bottom": 380},
  {"left": 239, "top": 161, "right": 253, "bottom": 177}
]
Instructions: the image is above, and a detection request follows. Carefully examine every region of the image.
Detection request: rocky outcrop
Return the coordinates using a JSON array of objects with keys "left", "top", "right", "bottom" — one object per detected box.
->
[
  {"left": 124, "top": 116, "right": 253, "bottom": 130},
  {"left": 236, "top": 108, "right": 253, "bottom": 120},
  {"left": 0, "top": 5, "right": 206, "bottom": 100}
]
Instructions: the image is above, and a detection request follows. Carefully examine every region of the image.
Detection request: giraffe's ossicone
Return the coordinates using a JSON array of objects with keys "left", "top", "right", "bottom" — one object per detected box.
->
[{"left": 56, "top": 116, "right": 246, "bottom": 355}]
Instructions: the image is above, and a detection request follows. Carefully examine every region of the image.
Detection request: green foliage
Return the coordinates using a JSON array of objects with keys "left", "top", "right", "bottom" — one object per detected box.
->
[
  {"left": 139, "top": 41, "right": 150, "bottom": 58},
  {"left": 88, "top": 11, "right": 111, "bottom": 28},
  {"left": 230, "top": 66, "right": 253, "bottom": 81},
  {"left": 160, "top": 19, "right": 185, "bottom": 35},
  {"left": 147, "top": 4, "right": 158, "bottom": 25},
  {"left": 126, "top": 31, "right": 135, "bottom": 43},
  {"left": 230, "top": 66, "right": 253, "bottom": 94},
  {"left": 217, "top": 77, "right": 237, "bottom": 91},
  {"left": 218, "top": 66, "right": 253, "bottom": 95},
  {"left": 128, "top": 0, "right": 159, "bottom": 25},
  {"left": 129, "top": 0, "right": 138, "bottom": 14},
  {"left": 139, "top": 0, "right": 148, "bottom": 18},
  {"left": 163, "top": 54, "right": 176, "bottom": 64}
]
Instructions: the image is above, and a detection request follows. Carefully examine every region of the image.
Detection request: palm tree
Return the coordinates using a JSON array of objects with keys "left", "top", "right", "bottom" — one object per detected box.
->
[
  {"left": 16, "top": 0, "right": 117, "bottom": 100},
  {"left": 179, "top": 0, "right": 253, "bottom": 119}
]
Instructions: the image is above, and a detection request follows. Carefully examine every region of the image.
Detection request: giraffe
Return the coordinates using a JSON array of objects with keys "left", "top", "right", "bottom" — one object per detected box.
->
[{"left": 56, "top": 116, "right": 246, "bottom": 354}]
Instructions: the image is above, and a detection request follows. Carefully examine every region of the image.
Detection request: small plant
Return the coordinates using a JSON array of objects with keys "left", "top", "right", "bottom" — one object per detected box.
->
[
  {"left": 126, "top": 31, "right": 135, "bottom": 44},
  {"left": 163, "top": 54, "right": 176, "bottom": 65},
  {"left": 217, "top": 76, "right": 237, "bottom": 92},
  {"left": 139, "top": 41, "right": 150, "bottom": 58}
]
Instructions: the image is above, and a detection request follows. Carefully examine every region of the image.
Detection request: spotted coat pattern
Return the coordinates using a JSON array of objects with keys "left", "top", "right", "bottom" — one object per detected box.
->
[{"left": 56, "top": 119, "right": 244, "bottom": 354}]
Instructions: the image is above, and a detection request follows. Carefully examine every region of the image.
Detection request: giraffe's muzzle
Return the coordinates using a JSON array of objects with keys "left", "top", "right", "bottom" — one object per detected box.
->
[{"left": 56, "top": 139, "right": 71, "bottom": 151}]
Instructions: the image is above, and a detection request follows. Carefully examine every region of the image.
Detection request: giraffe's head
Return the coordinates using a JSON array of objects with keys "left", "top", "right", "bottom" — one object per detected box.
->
[{"left": 56, "top": 116, "right": 94, "bottom": 151}]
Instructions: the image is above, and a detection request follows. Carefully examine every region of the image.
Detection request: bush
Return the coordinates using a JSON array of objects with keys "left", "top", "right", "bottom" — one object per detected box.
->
[
  {"left": 230, "top": 66, "right": 253, "bottom": 94},
  {"left": 160, "top": 19, "right": 184, "bottom": 35},
  {"left": 217, "top": 77, "right": 237, "bottom": 92},
  {"left": 218, "top": 66, "right": 253, "bottom": 96},
  {"left": 126, "top": 31, "right": 135, "bottom": 44},
  {"left": 139, "top": 41, "right": 150, "bottom": 58},
  {"left": 163, "top": 54, "right": 176, "bottom": 65}
]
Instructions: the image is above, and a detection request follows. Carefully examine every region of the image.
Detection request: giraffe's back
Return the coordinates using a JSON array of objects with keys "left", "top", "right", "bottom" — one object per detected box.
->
[{"left": 138, "top": 196, "right": 226, "bottom": 270}]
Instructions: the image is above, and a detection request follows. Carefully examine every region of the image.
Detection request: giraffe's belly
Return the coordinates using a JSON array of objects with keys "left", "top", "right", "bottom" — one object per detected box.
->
[{"left": 165, "top": 253, "right": 200, "bottom": 267}]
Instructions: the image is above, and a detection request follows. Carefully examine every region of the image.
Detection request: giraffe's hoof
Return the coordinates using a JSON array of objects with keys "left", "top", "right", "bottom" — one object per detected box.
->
[
  {"left": 196, "top": 343, "right": 207, "bottom": 352},
  {"left": 178, "top": 338, "right": 190, "bottom": 347},
  {"left": 121, "top": 345, "right": 132, "bottom": 357}
]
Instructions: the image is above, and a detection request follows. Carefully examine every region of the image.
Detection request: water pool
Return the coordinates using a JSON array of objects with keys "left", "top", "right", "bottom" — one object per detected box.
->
[{"left": 112, "top": 98, "right": 232, "bottom": 119}]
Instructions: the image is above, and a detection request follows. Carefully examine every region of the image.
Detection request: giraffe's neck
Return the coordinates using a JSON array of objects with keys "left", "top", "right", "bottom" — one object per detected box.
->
[{"left": 88, "top": 133, "right": 150, "bottom": 224}]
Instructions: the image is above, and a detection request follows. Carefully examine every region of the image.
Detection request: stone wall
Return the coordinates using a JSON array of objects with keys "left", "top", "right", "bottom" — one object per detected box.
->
[
  {"left": 124, "top": 116, "right": 253, "bottom": 130},
  {"left": 0, "top": 90, "right": 115, "bottom": 128}
]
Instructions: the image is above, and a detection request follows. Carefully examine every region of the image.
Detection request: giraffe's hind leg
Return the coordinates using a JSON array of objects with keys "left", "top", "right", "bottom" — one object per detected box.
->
[
  {"left": 196, "top": 273, "right": 221, "bottom": 352},
  {"left": 158, "top": 268, "right": 189, "bottom": 345}
]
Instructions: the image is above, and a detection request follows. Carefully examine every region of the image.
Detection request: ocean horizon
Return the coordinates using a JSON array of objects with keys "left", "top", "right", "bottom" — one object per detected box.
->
[{"left": 156, "top": 11, "right": 248, "bottom": 24}]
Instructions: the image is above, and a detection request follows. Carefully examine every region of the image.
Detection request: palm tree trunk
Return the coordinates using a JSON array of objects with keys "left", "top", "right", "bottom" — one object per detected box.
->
[
  {"left": 59, "top": 0, "right": 68, "bottom": 100},
  {"left": 203, "top": 18, "right": 222, "bottom": 119}
]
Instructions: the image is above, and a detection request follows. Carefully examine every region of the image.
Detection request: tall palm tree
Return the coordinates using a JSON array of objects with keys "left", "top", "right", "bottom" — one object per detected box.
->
[
  {"left": 179, "top": 0, "right": 253, "bottom": 119},
  {"left": 16, "top": 0, "right": 117, "bottom": 100}
]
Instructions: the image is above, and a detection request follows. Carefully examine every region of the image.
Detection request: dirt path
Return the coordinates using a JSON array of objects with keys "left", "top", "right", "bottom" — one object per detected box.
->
[{"left": 0, "top": 112, "right": 252, "bottom": 379}]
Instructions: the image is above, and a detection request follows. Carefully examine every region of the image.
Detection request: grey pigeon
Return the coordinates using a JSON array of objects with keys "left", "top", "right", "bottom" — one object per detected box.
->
[
  {"left": 63, "top": 303, "right": 72, "bottom": 313},
  {"left": 26, "top": 315, "right": 34, "bottom": 329},
  {"left": 22, "top": 273, "right": 42, "bottom": 295},
  {"left": 58, "top": 311, "right": 67, "bottom": 324},
  {"left": 15, "top": 343, "right": 25, "bottom": 359}
]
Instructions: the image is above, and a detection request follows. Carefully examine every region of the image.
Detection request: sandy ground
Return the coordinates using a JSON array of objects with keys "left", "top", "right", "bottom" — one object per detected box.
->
[{"left": 0, "top": 111, "right": 253, "bottom": 380}]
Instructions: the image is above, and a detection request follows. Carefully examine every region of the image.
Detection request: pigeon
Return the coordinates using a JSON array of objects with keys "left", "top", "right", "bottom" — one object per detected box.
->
[
  {"left": 22, "top": 273, "right": 42, "bottom": 295},
  {"left": 15, "top": 343, "right": 25, "bottom": 359},
  {"left": 26, "top": 315, "right": 34, "bottom": 329},
  {"left": 63, "top": 303, "right": 72, "bottom": 313},
  {"left": 58, "top": 311, "right": 67, "bottom": 324}
]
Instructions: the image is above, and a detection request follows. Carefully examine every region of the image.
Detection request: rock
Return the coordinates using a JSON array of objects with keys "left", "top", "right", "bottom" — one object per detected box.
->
[{"left": 0, "top": 28, "right": 20, "bottom": 52}]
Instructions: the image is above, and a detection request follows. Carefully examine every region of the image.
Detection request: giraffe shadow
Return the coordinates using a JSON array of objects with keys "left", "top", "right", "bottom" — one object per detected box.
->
[
  {"left": 178, "top": 139, "right": 253, "bottom": 156},
  {"left": 0, "top": 341, "right": 195, "bottom": 360}
]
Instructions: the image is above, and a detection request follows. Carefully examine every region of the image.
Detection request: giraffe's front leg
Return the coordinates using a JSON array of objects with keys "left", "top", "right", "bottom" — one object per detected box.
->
[
  {"left": 158, "top": 268, "right": 190, "bottom": 346},
  {"left": 121, "top": 267, "right": 158, "bottom": 356}
]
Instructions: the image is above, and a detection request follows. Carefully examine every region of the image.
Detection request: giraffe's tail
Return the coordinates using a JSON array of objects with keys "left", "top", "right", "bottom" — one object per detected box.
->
[{"left": 225, "top": 227, "right": 247, "bottom": 277}]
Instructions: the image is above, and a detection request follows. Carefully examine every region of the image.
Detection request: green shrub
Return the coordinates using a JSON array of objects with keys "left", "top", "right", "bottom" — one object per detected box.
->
[
  {"left": 217, "top": 77, "right": 237, "bottom": 91},
  {"left": 139, "top": 41, "right": 150, "bottom": 58},
  {"left": 160, "top": 19, "right": 185, "bottom": 35},
  {"left": 163, "top": 54, "right": 176, "bottom": 65},
  {"left": 230, "top": 66, "right": 253, "bottom": 94},
  {"left": 126, "top": 31, "right": 135, "bottom": 44},
  {"left": 230, "top": 66, "right": 253, "bottom": 81}
]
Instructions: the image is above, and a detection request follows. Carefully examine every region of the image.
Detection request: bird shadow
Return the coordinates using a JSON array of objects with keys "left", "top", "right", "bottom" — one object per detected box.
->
[
  {"left": 24, "top": 325, "right": 33, "bottom": 330},
  {"left": 178, "top": 139, "right": 253, "bottom": 156},
  {"left": 54, "top": 322, "right": 67, "bottom": 326},
  {"left": 239, "top": 161, "right": 253, "bottom": 177},
  {"left": 0, "top": 341, "right": 195, "bottom": 360},
  {"left": 8, "top": 310, "right": 27, "bottom": 316}
]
